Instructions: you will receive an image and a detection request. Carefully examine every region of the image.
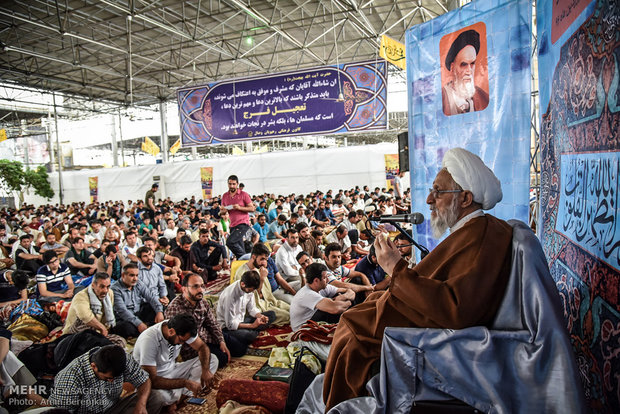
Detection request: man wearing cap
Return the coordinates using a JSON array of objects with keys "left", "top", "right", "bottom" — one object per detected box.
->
[
  {"left": 442, "top": 29, "right": 489, "bottom": 116},
  {"left": 144, "top": 183, "right": 158, "bottom": 221},
  {"left": 322, "top": 147, "right": 513, "bottom": 409}
]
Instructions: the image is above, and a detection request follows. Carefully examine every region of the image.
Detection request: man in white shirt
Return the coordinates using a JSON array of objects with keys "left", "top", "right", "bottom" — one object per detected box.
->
[
  {"left": 290, "top": 263, "right": 354, "bottom": 332},
  {"left": 133, "top": 314, "right": 218, "bottom": 410},
  {"left": 120, "top": 231, "right": 142, "bottom": 263},
  {"left": 274, "top": 228, "right": 303, "bottom": 287},
  {"left": 163, "top": 219, "right": 178, "bottom": 240},
  {"left": 216, "top": 270, "right": 276, "bottom": 357},
  {"left": 325, "top": 225, "right": 352, "bottom": 260}
]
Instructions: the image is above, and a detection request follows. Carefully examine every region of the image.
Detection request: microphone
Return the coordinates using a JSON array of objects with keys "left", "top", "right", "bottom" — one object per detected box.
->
[{"left": 376, "top": 213, "right": 425, "bottom": 225}]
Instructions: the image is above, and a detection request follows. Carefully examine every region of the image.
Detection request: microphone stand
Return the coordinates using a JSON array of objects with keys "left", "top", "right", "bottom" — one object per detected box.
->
[{"left": 391, "top": 222, "right": 429, "bottom": 260}]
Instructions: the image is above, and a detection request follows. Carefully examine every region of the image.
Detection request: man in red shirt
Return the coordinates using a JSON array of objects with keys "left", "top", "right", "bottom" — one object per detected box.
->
[{"left": 221, "top": 175, "right": 255, "bottom": 259}]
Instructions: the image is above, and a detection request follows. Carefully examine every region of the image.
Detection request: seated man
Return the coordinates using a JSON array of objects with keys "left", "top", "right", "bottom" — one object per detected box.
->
[
  {"left": 39, "top": 232, "right": 69, "bottom": 256},
  {"left": 190, "top": 229, "right": 229, "bottom": 283},
  {"left": 290, "top": 263, "right": 354, "bottom": 332},
  {"left": 63, "top": 272, "right": 116, "bottom": 338},
  {"left": 120, "top": 231, "right": 142, "bottom": 263},
  {"left": 34, "top": 344, "right": 162, "bottom": 414},
  {"left": 234, "top": 243, "right": 291, "bottom": 325},
  {"left": 325, "top": 225, "right": 352, "bottom": 261},
  {"left": 143, "top": 237, "right": 181, "bottom": 302},
  {"left": 324, "top": 243, "right": 373, "bottom": 303},
  {"left": 268, "top": 214, "right": 287, "bottom": 240},
  {"left": 136, "top": 246, "right": 169, "bottom": 307},
  {"left": 394, "top": 233, "right": 416, "bottom": 268},
  {"left": 96, "top": 244, "right": 128, "bottom": 281},
  {"left": 216, "top": 270, "right": 276, "bottom": 357},
  {"left": 111, "top": 263, "right": 164, "bottom": 338},
  {"left": 165, "top": 273, "right": 231, "bottom": 368},
  {"left": 274, "top": 228, "right": 304, "bottom": 291},
  {"left": 36, "top": 250, "right": 75, "bottom": 301},
  {"left": 322, "top": 147, "right": 512, "bottom": 409},
  {"left": 133, "top": 313, "right": 218, "bottom": 411},
  {"left": 252, "top": 214, "right": 269, "bottom": 243},
  {"left": 354, "top": 245, "right": 390, "bottom": 291},
  {"left": 14, "top": 234, "right": 43, "bottom": 274},
  {"left": 0, "top": 269, "right": 29, "bottom": 308},
  {"left": 297, "top": 223, "right": 323, "bottom": 260},
  {"left": 64, "top": 236, "right": 98, "bottom": 276},
  {"left": 170, "top": 235, "right": 193, "bottom": 277}
]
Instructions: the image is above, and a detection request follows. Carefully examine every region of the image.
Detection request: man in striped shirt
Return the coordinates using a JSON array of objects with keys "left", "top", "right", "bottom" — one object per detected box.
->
[{"left": 36, "top": 250, "right": 76, "bottom": 301}]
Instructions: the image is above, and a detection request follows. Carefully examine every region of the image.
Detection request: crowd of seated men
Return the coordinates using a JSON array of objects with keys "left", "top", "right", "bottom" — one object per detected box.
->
[{"left": 0, "top": 184, "right": 410, "bottom": 413}]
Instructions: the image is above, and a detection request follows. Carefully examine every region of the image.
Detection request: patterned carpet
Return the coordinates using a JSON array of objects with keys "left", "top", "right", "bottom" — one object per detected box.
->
[{"left": 177, "top": 356, "right": 267, "bottom": 413}]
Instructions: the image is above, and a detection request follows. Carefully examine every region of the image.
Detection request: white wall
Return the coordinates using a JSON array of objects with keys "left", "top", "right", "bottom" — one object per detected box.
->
[{"left": 24, "top": 143, "right": 401, "bottom": 205}]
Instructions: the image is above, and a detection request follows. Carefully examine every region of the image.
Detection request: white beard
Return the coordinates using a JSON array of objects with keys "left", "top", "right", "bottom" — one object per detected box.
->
[
  {"left": 430, "top": 196, "right": 460, "bottom": 239},
  {"left": 454, "top": 77, "right": 475, "bottom": 100}
]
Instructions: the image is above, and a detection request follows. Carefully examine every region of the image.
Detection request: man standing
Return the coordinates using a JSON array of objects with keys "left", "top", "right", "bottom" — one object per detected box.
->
[
  {"left": 290, "top": 263, "right": 354, "bottom": 332},
  {"left": 40, "top": 345, "right": 162, "bottom": 413},
  {"left": 322, "top": 148, "right": 511, "bottom": 409},
  {"left": 190, "top": 229, "right": 229, "bottom": 283},
  {"left": 133, "top": 314, "right": 218, "bottom": 410},
  {"left": 222, "top": 175, "right": 255, "bottom": 259},
  {"left": 111, "top": 263, "right": 164, "bottom": 338},
  {"left": 394, "top": 170, "right": 406, "bottom": 199},
  {"left": 144, "top": 183, "right": 158, "bottom": 221},
  {"left": 165, "top": 273, "right": 231, "bottom": 368},
  {"left": 442, "top": 29, "right": 489, "bottom": 116}
]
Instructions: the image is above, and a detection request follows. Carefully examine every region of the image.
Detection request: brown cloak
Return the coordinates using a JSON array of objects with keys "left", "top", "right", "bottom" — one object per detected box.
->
[{"left": 323, "top": 214, "right": 513, "bottom": 410}]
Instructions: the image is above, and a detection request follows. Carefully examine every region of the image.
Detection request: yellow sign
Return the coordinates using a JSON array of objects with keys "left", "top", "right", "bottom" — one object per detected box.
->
[
  {"left": 200, "top": 167, "right": 213, "bottom": 200},
  {"left": 384, "top": 154, "right": 399, "bottom": 190},
  {"left": 88, "top": 176, "right": 98, "bottom": 203},
  {"left": 141, "top": 136, "right": 160, "bottom": 156},
  {"left": 169, "top": 138, "right": 181, "bottom": 155},
  {"left": 232, "top": 146, "right": 245, "bottom": 156},
  {"left": 0, "top": 129, "right": 7, "bottom": 143},
  {"left": 380, "top": 35, "right": 406, "bottom": 70}
]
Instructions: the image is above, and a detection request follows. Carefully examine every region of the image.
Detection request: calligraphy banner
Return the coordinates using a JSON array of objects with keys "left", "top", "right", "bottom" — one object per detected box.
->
[
  {"left": 200, "top": 167, "right": 213, "bottom": 200},
  {"left": 537, "top": 0, "right": 620, "bottom": 411},
  {"left": 380, "top": 35, "right": 406, "bottom": 70},
  {"left": 384, "top": 154, "right": 399, "bottom": 190},
  {"left": 88, "top": 177, "right": 98, "bottom": 203},
  {"left": 177, "top": 60, "right": 387, "bottom": 146},
  {"left": 405, "top": 0, "right": 531, "bottom": 253}
]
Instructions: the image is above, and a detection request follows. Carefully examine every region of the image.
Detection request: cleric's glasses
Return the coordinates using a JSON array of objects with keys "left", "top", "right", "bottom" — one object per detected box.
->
[{"left": 428, "top": 188, "right": 463, "bottom": 198}]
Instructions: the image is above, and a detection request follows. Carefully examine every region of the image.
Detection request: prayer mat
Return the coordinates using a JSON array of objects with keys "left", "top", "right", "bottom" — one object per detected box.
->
[
  {"left": 204, "top": 272, "right": 230, "bottom": 295},
  {"left": 177, "top": 357, "right": 267, "bottom": 414},
  {"left": 216, "top": 379, "right": 289, "bottom": 413},
  {"left": 249, "top": 325, "right": 292, "bottom": 350}
]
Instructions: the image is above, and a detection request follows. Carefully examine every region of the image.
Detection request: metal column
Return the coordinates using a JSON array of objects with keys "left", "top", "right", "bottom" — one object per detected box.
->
[
  {"left": 52, "top": 93, "right": 63, "bottom": 204},
  {"left": 159, "top": 101, "right": 169, "bottom": 163}
]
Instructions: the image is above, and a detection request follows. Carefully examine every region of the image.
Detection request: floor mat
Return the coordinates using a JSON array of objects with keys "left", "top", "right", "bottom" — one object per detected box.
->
[
  {"left": 204, "top": 272, "right": 230, "bottom": 296},
  {"left": 249, "top": 325, "right": 292, "bottom": 350},
  {"left": 177, "top": 356, "right": 267, "bottom": 413}
]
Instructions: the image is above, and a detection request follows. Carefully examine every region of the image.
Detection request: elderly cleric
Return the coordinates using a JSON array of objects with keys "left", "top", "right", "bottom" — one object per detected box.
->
[{"left": 322, "top": 148, "right": 513, "bottom": 410}]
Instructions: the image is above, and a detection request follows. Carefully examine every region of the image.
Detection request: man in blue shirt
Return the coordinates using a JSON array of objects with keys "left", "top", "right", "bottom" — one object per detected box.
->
[
  {"left": 268, "top": 215, "right": 287, "bottom": 240},
  {"left": 267, "top": 205, "right": 283, "bottom": 223},
  {"left": 353, "top": 246, "right": 390, "bottom": 291},
  {"left": 252, "top": 214, "right": 269, "bottom": 243}
]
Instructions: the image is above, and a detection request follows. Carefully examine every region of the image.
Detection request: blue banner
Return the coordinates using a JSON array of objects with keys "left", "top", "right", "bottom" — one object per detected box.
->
[
  {"left": 177, "top": 61, "right": 387, "bottom": 146},
  {"left": 538, "top": 0, "right": 620, "bottom": 412},
  {"left": 405, "top": 0, "right": 531, "bottom": 252}
]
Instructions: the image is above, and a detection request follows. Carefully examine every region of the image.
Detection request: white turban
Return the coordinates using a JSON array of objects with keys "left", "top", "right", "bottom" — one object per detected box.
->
[{"left": 441, "top": 148, "right": 502, "bottom": 210}]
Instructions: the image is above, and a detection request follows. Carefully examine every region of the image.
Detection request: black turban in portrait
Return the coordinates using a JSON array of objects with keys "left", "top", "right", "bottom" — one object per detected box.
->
[{"left": 445, "top": 29, "right": 480, "bottom": 70}]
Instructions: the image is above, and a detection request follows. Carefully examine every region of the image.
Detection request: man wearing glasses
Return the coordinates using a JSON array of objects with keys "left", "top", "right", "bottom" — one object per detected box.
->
[
  {"left": 323, "top": 147, "right": 513, "bottom": 410},
  {"left": 165, "top": 273, "right": 231, "bottom": 369}
]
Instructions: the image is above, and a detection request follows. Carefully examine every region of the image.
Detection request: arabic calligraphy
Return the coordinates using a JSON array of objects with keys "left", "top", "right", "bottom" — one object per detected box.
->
[{"left": 558, "top": 153, "right": 620, "bottom": 269}]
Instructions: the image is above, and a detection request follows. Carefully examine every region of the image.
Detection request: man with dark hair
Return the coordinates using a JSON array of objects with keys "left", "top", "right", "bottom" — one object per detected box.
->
[
  {"left": 216, "top": 270, "right": 276, "bottom": 357},
  {"left": 170, "top": 235, "right": 193, "bottom": 276},
  {"left": 394, "top": 233, "right": 416, "bottom": 268},
  {"left": 39, "top": 232, "right": 69, "bottom": 255},
  {"left": 190, "top": 228, "right": 228, "bottom": 283},
  {"left": 324, "top": 243, "right": 373, "bottom": 302},
  {"left": 14, "top": 234, "right": 42, "bottom": 274},
  {"left": 111, "top": 263, "right": 164, "bottom": 338},
  {"left": 63, "top": 272, "right": 117, "bottom": 337},
  {"left": 168, "top": 227, "right": 186, "bottom": 252},
  {"left": 325, "top": 225, "right": 352, "bottom": 261},
  {"left": 0, "top": 269, "right": 29, "bottom": 307},
  {"left": 165, "top": 273, "right": 231, "bottom": 368},
  {"left": 354, "top": 245, "right": 390, "bottom": 291},
  {"left": 40, "top": 344, "right": 162, "bottom": 413},
  {"left": 268, "top": 213, "right": 287, "bottom": 240},
  {"left": 136, "top": 246, "right": 169, "bottom": 307},
  {"left": 36, "top": 250, "right": 75, "bottom": 300},
  {"left": 274, "top": 228, "right": 303, "bottom": 291},
  {"left": 290, "top": 263, "right": 354, "bottom": 331},
  {"left": 96, "top": 244, "right": 127, "bottom": 281},
  {"left": 297, "top": 222, "right": 323, "bottom": 260},
  {"left": 64, "top": 236, "right": 98, "bottom": 276},
  {"left": 442, "top": 29, "right": 489, "bottom": 115},
  {"left": 133, "top": 313, "right": 218, "bottom": 409},
  {"left": 222, "top": 175, "right": 255, "bottom": 259},
  {"left": 144, "top": 183, "right": 159, "bottom": 221},
  {"left": 252, "top": 214, "right": 269, "bottom": 242}
]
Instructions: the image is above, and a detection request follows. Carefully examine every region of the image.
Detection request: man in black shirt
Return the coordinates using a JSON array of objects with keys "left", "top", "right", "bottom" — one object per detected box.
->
[{"left": 190, "top": 229, "right": 228, "bottom": 283}]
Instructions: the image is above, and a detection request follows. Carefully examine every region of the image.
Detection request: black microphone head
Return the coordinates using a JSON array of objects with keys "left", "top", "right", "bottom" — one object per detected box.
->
[{"left": 410, "top": 212, "right": 424, "bottom": 225}]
